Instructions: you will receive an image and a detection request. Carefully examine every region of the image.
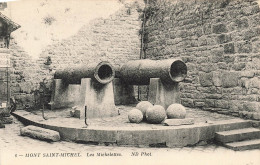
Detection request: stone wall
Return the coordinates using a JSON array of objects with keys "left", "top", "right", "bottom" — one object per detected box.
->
[
  {"left": 143, "top": 0, "right": 260, "bottom": 119},
  {"left": 8, "top": 1, "right": 143, "bottom": 109}
]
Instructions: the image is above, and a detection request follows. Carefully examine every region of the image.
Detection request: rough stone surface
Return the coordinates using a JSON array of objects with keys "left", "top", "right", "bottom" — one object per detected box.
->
[
  {"left": 0, "top": 116, "right": 13, "bottom": 124},
  {"left": 163, "top": 118, "right": 194, "bottom": 126},
  {"left": 20, "top": 125, "right": 60, "bottom": 142},
  {"left": 128, "top": 108, "right": 143, "bottom": 123},
  {"left": 146, "top": 105, "right": 166, "bottom": 124},
  {"left": 136, "top": 101, "right": 153, "bottom": 119},
  {"left": 215, "top": 128, "right": 260, "bottom": 143},
  {"left": 143, "top": 0, "right": 260, "bottom": 118},
  {"left": 224, "top": 139, "right": 260, "bottom": 151},
  {"left": 166, "top": 103, "right": 187, "bottom": 119}
]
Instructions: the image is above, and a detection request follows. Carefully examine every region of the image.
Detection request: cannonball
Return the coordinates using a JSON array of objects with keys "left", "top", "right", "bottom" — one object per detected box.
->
[
  {"left": 166, "top": 104, "right": 186, "bottom": 119},
  {"left": 146, "top": 105, "right": 166, "bottom": 124},
  {"left": 128, "top": 109, "right": 143, "bottom": 123},
  {"left": 136, "top": 101, "right": 153, "bottom": 116}
]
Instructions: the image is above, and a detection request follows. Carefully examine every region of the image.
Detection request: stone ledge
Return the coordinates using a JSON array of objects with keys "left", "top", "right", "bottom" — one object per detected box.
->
[
  {"left": 13, "top": 111, "right": 254, "bottom": 147},
  {"left": 163, "top": 118, "right": 194, "bottom": 126}
]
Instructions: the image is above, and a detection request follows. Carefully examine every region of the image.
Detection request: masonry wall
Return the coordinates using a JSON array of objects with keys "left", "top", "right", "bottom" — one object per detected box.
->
[
  {"left": 8, "top": 1, "right": 143, "bottom": 109},
  {"left": 143, "top": 0, "right": 260, "bottom": 119}
]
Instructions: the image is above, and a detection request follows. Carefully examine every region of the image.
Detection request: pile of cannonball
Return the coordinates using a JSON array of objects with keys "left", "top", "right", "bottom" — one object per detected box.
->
[{"left": 128, "top": 101, "right": 186, "bottom": 124}]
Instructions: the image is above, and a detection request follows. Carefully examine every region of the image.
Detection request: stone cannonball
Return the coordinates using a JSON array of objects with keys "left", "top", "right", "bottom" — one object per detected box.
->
[
  {"left": 136, "top": 101, "right": 153, "bottom": 116},
  {"left": 146, "top": 105, "right": 166, "bottom": 124},
  {"left": 166, "top": 104, "right": 186, "bottom": 119},
  {"left": 128, "top": 109, "right": 143, "bottom": 123}
]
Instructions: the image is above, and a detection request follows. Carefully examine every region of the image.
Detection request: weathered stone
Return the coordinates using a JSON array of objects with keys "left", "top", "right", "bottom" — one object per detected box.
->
[
  {"left": 234, "top": 18, "right": 249, "bottom": 29},
  {"left": 181, "top": 98, "right": 194, "bottom": 107},
  {"left": 163, "top": 118, "right": 194, "bottom": 126},
  {"left": 224, "top": 43, "right": 235, "bottom": 54},
  {"left": 199, "top": 72, "right": 213, "bottom": 87},
  {"left": 221, "top": 71, "right": 239, "bottom": 88},
  {"left": 212, "top": 23, "right": 228, "bottom": 34},
  {"left": 252, "top": 113, "right": 260, "bottom": 120},
  {"left": 232, "top": 63, "right": 246, "bottom": 71},
  {"left": 244, "top": 77, "right": 260, "bottom": 89},
  {"left": 20, "top": 125, "right": 60, "bottom": 142},
  {"left": 235, "top": 41, "right": 252, "bottom": 53},
  {"left": 0, "top": 117, "right": 13, "bottom": 124},
  {"left": 243, "top": 102, "right": 260, "bottom": 112},
  {"left": 215, "top": 100, "right": 230, "bottom": 109},
  {"left": 204, "top": 99, "right": 215, "bottom": 108},
  {"left": 194, "top": 101, "right": 205, "bottom": 107},
  {"left": 216, "top": 34, "right": 231, "bottom": 44},
  {"left": 212, "top": 71, "right": 222, "bottom": 87},
  {"left": 240, "top": 71, "right": 255, "bottom": 78}
]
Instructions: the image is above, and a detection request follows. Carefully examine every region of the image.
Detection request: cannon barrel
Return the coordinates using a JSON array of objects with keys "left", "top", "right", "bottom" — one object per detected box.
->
[
  {"left": 118, "top": 59, "right": 187, "bottom": 85},
  {"left": 54, "top": 61, "right": 115, "bottom": 84}
]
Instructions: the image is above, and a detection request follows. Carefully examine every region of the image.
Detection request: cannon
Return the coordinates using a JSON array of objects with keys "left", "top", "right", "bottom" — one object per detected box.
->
[
  {"left": 51, "top": 61, "right": 117, "bottom": 118},
  {"left": 113, "top": 59, "right": 187, "bottom": 109},
  {"left": 118, "top": 59, "right": 187, "bottom": 85},
  {"left": 51, "top": 59, "right": 187, "bottom": 118},
  {"left": 54, "top": 61, "right": 115, "bottom": 84}
]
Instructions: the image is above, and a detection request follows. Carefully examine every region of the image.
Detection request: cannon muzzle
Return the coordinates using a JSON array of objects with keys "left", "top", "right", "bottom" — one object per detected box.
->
[{"left": 54, "top": 61, "right": 115, "bottom": 84}]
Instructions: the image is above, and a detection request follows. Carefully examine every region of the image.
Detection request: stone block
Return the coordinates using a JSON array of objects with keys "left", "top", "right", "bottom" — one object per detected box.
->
[
  {"left": 148, "top": 78, "right": 180, "bottom": 109},
  {"left": 235, "top": 41, "right": 252, "bottom": 53},
  {"left": 194, "top": 101, "right": 205, "bottom": 108},
  {"left": 252, "top": 113, "right": 260, "bottom": 120},
  {"left": 199, "top": 72, "right": 213, "bottom": 87},
  {"left": 20, "top": 125, "right": 60, "bottom": 142},
  {"left": 224, "top": 43, "right": 235, "bottom": 54},
  {"left": 244, "top": 77, "right": 260, "bottom": 89},
  {"left": 240, "top": 71, "right": 255, "bottom": 78},
  {"left": 163, "top": 118, "right": 194, "bottom": 126},
  {"left": 212, "top": 71, "right": 222, "bottom": 87},
  {"left": 215, "top": 100, "right": 230, "bottom": 109},
  {"left": 78, "top": 78, "right": 117, "bottom": 119},
  {"left": 212, "top": 23, "right": 228, "bottom": 34},
  {"left": 204, "top": 99, "right": 215, "bottom": 108},
  {"left": 181, "top": 98, "right": 194, "bottom": 108},
  {"left": 232, "top": 63, "right": 246, "bottom": 71},
  {"left": 216, "top": 34, "right": 232, "bottom": 44},
  {"left": 234, "top": 18, "right": 249, "bottom": 29},
  {"left": 221, "top": 71, "right": 239, "bottom": 88},
  {"left": 243, "top": 102, "right": 260, "bottom": 112}
]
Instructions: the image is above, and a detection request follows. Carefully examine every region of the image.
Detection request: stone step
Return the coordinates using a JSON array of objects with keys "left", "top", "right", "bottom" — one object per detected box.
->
[
  {"left": 224, "top": 139, "right": 260, "bottom": 151},
  {"left": 215, "top": 128, "right": 260, "bottom": 143}
]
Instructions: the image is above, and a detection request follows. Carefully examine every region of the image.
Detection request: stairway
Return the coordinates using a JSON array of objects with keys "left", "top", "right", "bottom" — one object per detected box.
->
[{"left": 215, "top": 127, "right": 260, "bottom": 151}]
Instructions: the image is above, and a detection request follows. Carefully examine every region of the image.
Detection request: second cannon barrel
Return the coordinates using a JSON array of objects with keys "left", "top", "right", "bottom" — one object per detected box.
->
[{"left": 118, "top": 59, "right": 187, "bottom": 85}]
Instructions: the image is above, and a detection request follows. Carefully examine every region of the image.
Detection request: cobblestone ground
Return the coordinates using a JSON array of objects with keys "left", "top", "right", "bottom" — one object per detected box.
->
[{"left": 0, "top": 117, "right": 259, "bottom": 165}]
